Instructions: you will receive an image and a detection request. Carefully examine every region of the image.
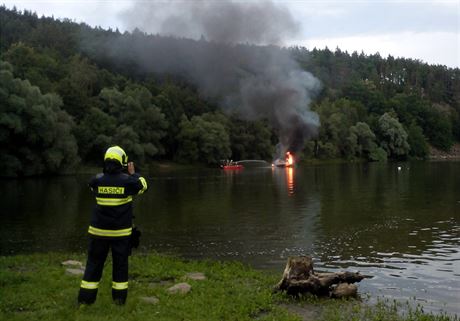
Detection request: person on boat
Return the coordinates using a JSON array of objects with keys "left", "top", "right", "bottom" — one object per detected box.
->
[{"left": 78, "top": 146, "right": 148, "bottom": 305}]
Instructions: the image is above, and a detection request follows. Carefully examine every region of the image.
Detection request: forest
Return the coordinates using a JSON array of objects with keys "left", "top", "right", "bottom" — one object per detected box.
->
[{"left": 1, "top": 6, "right": 459, "bottom": 177}]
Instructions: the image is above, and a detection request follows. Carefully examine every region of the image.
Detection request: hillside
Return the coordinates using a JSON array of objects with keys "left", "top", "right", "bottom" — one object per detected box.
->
[{"left": 0, "top": 6, "right": 459, "bottom": 177}]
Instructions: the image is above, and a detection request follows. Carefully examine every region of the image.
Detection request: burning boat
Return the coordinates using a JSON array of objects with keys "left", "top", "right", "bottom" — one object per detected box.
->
[{"left": 273, "top": 151, "right": 295, "bottom": 168}]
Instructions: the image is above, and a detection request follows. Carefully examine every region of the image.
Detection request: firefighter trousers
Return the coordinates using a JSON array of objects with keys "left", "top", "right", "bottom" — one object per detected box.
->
[{"left": 78, "top": 236, "right": 130, "bottom": 305}]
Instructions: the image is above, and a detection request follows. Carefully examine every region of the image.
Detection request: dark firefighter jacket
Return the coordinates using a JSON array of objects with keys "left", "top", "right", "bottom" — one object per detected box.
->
[{"left": 87, "top": 172, "right": 148, "bottom": 238}]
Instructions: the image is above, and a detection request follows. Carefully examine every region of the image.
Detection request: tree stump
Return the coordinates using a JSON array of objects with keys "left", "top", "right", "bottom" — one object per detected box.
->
[{"left": 275, "top": 256, "right": 371, "bottom": 298}]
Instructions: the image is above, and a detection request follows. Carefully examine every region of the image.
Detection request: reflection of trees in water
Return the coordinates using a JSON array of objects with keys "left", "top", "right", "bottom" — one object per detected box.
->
[
  {"left": 0, "top": 176, "right": 92, "bottom": 254},
  {"left": 3, "top": 164, "right": 458, "bottom": 314},
  {"left": 314, "top": 162, "right": 460, "bottom": 265},
  {"left": 309, "top": 162, "right": 460, "bottom": 316},
  {"left": 269, "top": 167, "right": 322, "bottom": 260},
  {"left": 3, "top": 162, "right": 458, "bottom": 269},
  {"left": 138, "top": 167, "right": 322, "bottom": 266}
]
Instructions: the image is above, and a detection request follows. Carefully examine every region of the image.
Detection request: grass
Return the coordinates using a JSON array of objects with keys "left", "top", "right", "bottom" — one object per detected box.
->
[{"left": 0, "top": 252, "right": 457, "bottom": 321}]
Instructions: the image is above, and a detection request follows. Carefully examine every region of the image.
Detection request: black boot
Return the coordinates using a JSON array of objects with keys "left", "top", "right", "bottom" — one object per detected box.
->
[
  {"left": 78, "top": 288, "right": 98, "bottom": 305},
  {"left": 112, "top": 288, "right": 127, "bottom": 305}
]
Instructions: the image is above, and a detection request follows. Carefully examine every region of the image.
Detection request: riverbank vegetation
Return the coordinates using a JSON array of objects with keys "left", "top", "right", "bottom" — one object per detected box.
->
[
  {"left": 0, "top": 252, "right": 457, "bottom": 321},
  {"left": 1, "top": 6, "right": 459, "bottom": 177}
]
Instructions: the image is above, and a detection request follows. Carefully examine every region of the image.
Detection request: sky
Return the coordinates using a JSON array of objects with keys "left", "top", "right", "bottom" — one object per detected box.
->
[{"left": 2, "top": 0, "right": 459, "bottom": 68}]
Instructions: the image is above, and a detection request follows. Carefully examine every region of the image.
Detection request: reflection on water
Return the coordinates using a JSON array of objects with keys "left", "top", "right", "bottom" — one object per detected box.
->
[
  {"left": 271, "top": 166, "right": 297, "bottom": 196},
  {"left": 0, "top": 162, "right": 459, "bottom": 315},
  {"left": 286, "top": 167, "right": 295, "bottom": 196}
]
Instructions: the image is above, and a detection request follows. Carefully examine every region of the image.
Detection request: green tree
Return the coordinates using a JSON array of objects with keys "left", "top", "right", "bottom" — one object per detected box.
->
[
  {"left": 314, "top": 98, "right": 365, "bottom": 158},
  {"left": 422, "top": 108, "right": 453, "bottom": 151},
  {"left": 368, "top": 146, "right": 388, "bottom": 162},
  {"left": 153, "top": 83, "right": 213, "bottom": 158},
  {"left": 406, "top": 123, "right": 429, "bottom": 159},
  {"left": 57, "top": 55, "right": 98, "bottom": 119},
  {"left": 75, "top": 107, "right": 117, "bottom": 162},
  {"left": 389, "top": 93, "right": 454, "bottom": 151},
  {"left": 316, "top": 141, "right": 338, "bottom": 159},
  {"left": 451, "top": 108, "right": 460, "bottom": 141},
  {"left": 27, "top": 17, "right": 78, "bottom": 57},
  {"left": 376, "top": 113, "right": 410, "bottom": 159},
  {"left": 347, "top": 122, "right": 385, "bottom": 161},
  {"left": 0, "top": 60, "right": 78, "bottom": 176},
  {"left": 113, "top": 124, "right": 144, "bottom": 163},
  {"left": 342, "top": 80, "right": 387, "bottom": 115},
  {"left": 98, "top": 85, "right": 168, "bottom": 163},
  {"left": 176, "top": 115, "right": 231, "bottom": 164},
  {"left": 227, "top": 117, "right": 274, "bottom": 160},
  {"left": 2, "top": 42, "right": 61, "bottom": 93}
]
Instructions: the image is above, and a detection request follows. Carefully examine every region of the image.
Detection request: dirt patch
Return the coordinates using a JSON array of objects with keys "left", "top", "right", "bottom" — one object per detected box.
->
[
  {"left": 429, "top": 143, "right": 460, "bottom": 160},
  {"left": 279, "top": 303, "right": 323, "bottom": 321}
]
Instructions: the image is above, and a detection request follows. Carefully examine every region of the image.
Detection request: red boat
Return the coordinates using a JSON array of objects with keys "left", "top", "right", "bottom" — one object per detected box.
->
[
  {"left": 221, "top": 164, "right": 244, "bottom": 170},
  {"left": 220, "top": 160, "right": 244, "bottom": 170}
]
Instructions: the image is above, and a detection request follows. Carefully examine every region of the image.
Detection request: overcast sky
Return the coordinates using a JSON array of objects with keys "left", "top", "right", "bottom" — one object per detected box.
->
[{"left": 2, "top": 0, "right": 459, "bottom": 68}]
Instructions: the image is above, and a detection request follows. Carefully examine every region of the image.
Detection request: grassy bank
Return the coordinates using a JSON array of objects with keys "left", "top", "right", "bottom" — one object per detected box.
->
[{"left": 0, "top": 253, "right": 457, "bottom": 321}]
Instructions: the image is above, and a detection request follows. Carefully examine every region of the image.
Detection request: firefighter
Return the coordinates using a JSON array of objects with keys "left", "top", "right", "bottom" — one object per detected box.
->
[{"left": 78, "top": 146, "right": 148, "bottom": 305}]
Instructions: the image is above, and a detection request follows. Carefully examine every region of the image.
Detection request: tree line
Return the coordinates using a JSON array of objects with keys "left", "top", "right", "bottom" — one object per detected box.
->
[{"left": 0, "top": 6, "right": 459, "bottom": 176}]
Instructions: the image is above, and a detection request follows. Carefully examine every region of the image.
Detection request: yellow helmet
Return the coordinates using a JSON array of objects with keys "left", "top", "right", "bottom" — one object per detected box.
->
[{"left": 104, "top": 146, "right": 128, "bottom": 167}]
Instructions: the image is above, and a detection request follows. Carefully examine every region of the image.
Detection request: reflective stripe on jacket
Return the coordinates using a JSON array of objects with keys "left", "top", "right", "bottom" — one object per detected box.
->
[{"left": 88, "top": 171, "right": 148, "bottom": 238}]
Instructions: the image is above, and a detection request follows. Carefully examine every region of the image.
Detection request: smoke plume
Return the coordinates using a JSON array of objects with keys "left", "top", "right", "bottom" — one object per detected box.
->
[{"left": 115, "top": 0, "right": 321, "bottom": 156}]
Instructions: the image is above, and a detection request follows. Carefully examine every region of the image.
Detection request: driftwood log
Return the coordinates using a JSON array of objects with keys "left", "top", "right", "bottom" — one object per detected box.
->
[{"left": 275, "top": 256, "right": 371, "bottom": 298}]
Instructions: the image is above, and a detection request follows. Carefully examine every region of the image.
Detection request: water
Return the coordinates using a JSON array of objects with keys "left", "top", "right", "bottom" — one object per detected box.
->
[{"left": 1, "top": 161, "right": 459, "bottom": 315}]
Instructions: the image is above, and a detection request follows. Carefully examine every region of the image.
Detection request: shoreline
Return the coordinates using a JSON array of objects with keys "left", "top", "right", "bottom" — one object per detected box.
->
[
  {"left": 2, "top": 153, "right": 459, "bottom": 178},
  {"left": 429, "top": 143, "right": 460, "bottom": 160},
  {"left": 1, "top": 252, "right": 457, "bottom": 321},
  {"left": 77, "top": 150, "right": 460, "bottom": 176}
]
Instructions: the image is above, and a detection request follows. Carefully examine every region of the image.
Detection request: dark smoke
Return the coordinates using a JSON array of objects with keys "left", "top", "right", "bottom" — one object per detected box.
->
[
  {"left": 120, "top": 1, "right": 299, "bottom": 46},
  {"left": 114, "top": 0, "right": 321, "bottom": 157}
]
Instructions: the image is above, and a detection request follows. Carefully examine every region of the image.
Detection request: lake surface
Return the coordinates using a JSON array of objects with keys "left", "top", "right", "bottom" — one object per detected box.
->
[{"left": 1, "top": 161, "right": 459, "bottom": 315}]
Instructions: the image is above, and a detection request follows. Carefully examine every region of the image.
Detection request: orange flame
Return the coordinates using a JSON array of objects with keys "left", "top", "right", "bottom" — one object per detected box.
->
[{"left": 286, "top": 151, "right": 294, "bottom": 167}]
